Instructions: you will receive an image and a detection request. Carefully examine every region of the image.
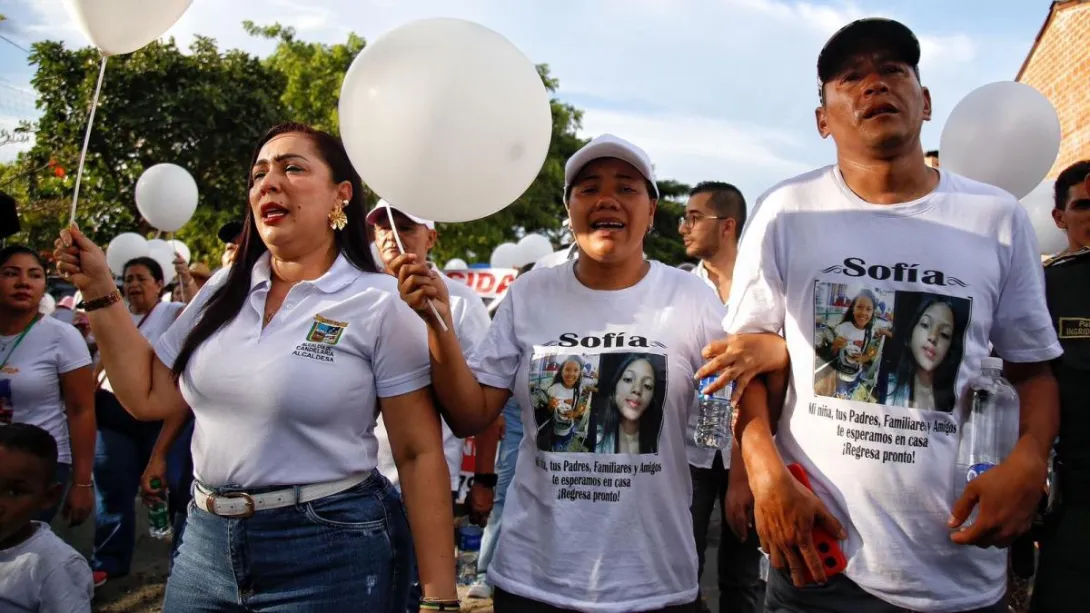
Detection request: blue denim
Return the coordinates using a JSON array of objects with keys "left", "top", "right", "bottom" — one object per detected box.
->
[
  {"left": 477, "top": 398, "right": 523, "bottom": 577},
  {"left": 166, "top": 418, "right": 195, "bottom": 569},
  {"left": 162, "top": 470, "right": 413, "bottom": 612},
  {"left": 38, "top": 462, "right": 71, "bottom": 523},
  {"left": 91, "top": 420, "right": 160, "bottom": 576}
]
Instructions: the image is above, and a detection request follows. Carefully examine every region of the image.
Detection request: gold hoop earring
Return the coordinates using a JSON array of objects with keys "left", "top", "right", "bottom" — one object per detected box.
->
[{"left": 328, "top": 199, "right": 348, "bottom": 231}]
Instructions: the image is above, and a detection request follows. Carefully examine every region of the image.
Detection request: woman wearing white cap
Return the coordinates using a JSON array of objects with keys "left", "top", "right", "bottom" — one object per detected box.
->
[
  {"left": 392, "top": 135, "right": 787, "bottom": 612},
  {"left": 54, "top": 122, "right": 459, "bottom": 612}
]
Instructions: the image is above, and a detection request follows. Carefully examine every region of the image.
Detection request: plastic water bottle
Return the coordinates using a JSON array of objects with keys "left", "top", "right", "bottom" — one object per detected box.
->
[
  {"left": 954, "top": 357, "right": 1020, "bottom": 524},
  {"left": 147, "top": 478, "right": 173, "bottom": 540},
  {"left": 456, "top": 525, "right": 482, "bottom": 586},
  {"left": 694, "top": 376, "right": 734, "bottom": 449}
]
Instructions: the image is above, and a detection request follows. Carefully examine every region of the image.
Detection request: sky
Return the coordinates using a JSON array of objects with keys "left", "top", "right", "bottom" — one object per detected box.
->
[{"left": 0, "top": 0, "right": 1054, "bottom": 205}]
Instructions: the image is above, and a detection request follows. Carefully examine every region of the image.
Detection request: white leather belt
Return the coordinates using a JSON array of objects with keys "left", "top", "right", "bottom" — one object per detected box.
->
[{"left": 194, "top": 473, "right": 370, "bottom": 519}]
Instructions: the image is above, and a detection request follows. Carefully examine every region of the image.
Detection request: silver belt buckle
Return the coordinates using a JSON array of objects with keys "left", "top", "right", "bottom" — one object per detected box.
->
[{"left": 205, "top": 491, "right": 256, "bottom": 519}]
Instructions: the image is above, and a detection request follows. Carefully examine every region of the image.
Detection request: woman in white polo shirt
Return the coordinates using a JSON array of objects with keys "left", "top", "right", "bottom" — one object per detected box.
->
[
  {"left": 54, "top": 122, "right": 460, "bottom": 612},
  {"left": 392, "top": 135, "right": 788, "bottom": 613},
  {"left": 0, "top": 245, "right": 95, "bottom": 526}
]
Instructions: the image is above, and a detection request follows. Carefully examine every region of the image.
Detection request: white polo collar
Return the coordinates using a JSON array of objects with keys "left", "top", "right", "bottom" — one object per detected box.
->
[{"left": 249, "top": 251, "right": 359, "bottom": 294}]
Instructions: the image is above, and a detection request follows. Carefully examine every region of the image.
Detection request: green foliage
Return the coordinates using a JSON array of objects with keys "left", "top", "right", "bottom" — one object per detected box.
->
[
  {"left": 12, "top": 36, "right": 287, "bottom": 261},
  {"left": 648, "top": 179, "right": 690, "bottom": 265}
]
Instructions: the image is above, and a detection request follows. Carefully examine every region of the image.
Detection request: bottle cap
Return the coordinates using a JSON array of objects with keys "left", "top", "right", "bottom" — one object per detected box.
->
[
  {"left": 980, "top": 357, "right": 1003, "bottom": 370},
  {"left": 150, "top": 477, "right": 163, "bottom": 489}
]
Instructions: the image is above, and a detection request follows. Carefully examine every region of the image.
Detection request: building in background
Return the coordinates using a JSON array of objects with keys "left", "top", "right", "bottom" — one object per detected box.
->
[{"left": 1017, "top": 0, "right": 1090, "bottom": 178}]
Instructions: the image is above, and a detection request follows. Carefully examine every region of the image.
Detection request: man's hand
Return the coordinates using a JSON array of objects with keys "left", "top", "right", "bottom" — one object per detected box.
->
[
  {"left": 467, "top": 482, "right": 494, "bottom": 527},
  {"left": 725, "top": 466, "right": 755, "bottom": 542},
  {"left": 752, "top": 467, "right": 846, "bottom": 587},
  {"left": 949, "top": 443, "right": 1048, "bottom": 548},
  {"left": 696, "top": 333, "right": 788, "bottom": 404}
]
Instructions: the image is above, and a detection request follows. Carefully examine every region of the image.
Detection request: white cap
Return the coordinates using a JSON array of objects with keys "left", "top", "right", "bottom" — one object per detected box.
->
[
  {"left": 365, "top": 199, "right": 435, "bottom": 230},
  {"left": 563, "top": 134, "right": 658, "bottom": 203},
  {"left": 981, "top": 357, "right": 1003, "bottom": 370}
]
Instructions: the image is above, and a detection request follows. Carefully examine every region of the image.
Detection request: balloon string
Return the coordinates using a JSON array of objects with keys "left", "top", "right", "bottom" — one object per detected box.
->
[
  {"left": 169, "top": 231, "right": 187, "bottom": 303},
  {"left": 385, "top": 206, "right": 448, "bottom": 333},
  {"left": 68, "top": 54, "right": 109, "bottom": 227}
]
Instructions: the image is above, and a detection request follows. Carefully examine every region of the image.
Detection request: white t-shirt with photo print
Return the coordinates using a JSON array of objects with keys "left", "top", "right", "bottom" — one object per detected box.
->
[
  {"left": 725, "top": 166, "right": 1062, "bottom": 612},
  {"left": 0, "top": 317, "right": 92, "bottom": 464},
  {"left": 468, "top": 260, "right": 726, "bottom": 613}
]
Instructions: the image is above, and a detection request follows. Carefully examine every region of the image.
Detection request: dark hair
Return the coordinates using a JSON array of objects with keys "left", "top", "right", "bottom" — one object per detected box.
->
[
  {"left": 0, "top": 422, "right": 58, "bottom": 484},
  {"left": 924, "top": 150, "right": 939, "bottom": 159},
  {"left": 0, "top": 244, "right": 46, "bottom": 270},
  {"left": 123, "top": 256, "right": 164, "bottom": 284},
  {"left": 588, "top": 353, "right": 667, "bottom": 454},
  {"left": 172, "top": 122, "right": 378, "bottom": 377},
  {"left": 690, "top": 181, "right": 747, "bottom": 239},
  {"left": 1055, "top": 160, "right": 1090, "bottom": 210},
  {"left": 518, "top": 262, "right": 536, "bottom": 276},
  {"left": 885, "top": 296, "right": 967, "bottom": 412}
]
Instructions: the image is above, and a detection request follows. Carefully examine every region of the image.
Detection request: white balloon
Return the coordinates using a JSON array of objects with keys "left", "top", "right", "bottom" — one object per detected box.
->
[
  {"left": 339, "top": 18, "right": 553, "bottom": 223},
  {"left": 166, "top": 239, "right": 191, "bottom": 264},
  {"left": 490, "top": 243, "right": 521, "bottom": 269},
  {"left": 62, "top": 0, "right": 193, "bottom": 56},
  {"left": 940, "top": 82, "right": 1061, "bottom": 200},
  {"left": 106, "top": 233, "right": 150, "bottom": 276},
  {"left": 39, "top": 293, "right": 57, "bottom": 317},
  {"left": 146, "top": 241, "right": 177, "bottom": 286},
  {"left": 516, "top": 234, "right": 553, "bottom": 265},
  {"left": 444, "top": 258, "right": 469, "bottom": 271},
  {"left": 1020, "top": 179, "right": 1068, "bottom": 256},
  {"left": 135, "top": 163, "right": 199, "bottom": 232}
]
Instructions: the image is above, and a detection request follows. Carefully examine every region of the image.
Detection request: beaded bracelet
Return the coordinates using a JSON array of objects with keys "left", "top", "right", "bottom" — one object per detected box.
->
[{"left": 419, "top": 598, "right": 461, "bottom": 611}]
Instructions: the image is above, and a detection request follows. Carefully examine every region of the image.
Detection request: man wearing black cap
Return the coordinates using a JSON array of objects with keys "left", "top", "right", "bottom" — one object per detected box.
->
[
  {"left": 717, "top": 18, "right": 1061, "bottom": 612},
  {"left": 217, "top": 221, "right": 242, "bottom": 269}
]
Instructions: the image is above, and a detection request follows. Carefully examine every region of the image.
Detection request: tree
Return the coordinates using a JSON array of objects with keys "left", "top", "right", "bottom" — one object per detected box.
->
[
  {"left": 11, "top": 36, "right": 287, "bottom": 260},
  {"left": 648, "top": 179, "right": 690, "bottom": 265}
]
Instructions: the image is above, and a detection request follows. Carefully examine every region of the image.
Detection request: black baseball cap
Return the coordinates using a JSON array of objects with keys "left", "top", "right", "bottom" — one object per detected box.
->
[
  {"left": 217, "top": 221, "right": 243, "bottom": 243},
  {"left": 817, "top": 18, "right": 921, "bottom": 84}
]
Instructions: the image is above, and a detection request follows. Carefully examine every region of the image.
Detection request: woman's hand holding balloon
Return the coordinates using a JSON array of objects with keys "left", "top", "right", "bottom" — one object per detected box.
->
[
  {"left": 389, "top": 253, "right": 453, "bottom": 332},
  {"left": 53, "top": 226, "right": 117, "bottom": 299}
]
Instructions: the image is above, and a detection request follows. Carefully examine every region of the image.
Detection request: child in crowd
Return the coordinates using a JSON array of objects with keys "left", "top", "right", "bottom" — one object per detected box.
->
[{"left": 0, "top": 423, "right": 93, "bottom": 613}]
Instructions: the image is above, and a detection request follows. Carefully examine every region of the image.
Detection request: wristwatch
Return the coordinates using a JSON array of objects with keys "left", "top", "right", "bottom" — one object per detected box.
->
[{"left": 473, "top": 473, "right": 498, "bottom": 488}]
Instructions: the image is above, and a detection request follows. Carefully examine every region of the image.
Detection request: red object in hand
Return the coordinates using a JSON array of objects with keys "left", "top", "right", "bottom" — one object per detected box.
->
[{"left": 786, "top": 463, "right": 848, "bottom": 582}]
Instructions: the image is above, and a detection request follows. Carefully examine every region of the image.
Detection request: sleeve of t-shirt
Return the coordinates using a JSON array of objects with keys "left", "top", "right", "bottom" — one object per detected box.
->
[
  {"left": 38, "top": 555, "right": 93, "bottom": 613},
  {"left": 467, "top": 291, "right": 521, "bottom": 392},
  {"left": 990, "top": 204, "right": 1064, "bottom": 363},
  {"left": 154, "top": 269, "right": 227, "bottom": 369},
  {"left": 54, "top": 323, "right": 92, "bottom": 374},
  {"left": 372, "top": 297, "right": 432, "bottom": 398},
  {"left": 723, "top": 194, "right": 787, "bottom": 335},
  {"left": 455, "top": 294, "right": 492, "bottom": 356},
  {"left": 693, "top": 281, "right": 729, "bottom": 368}
]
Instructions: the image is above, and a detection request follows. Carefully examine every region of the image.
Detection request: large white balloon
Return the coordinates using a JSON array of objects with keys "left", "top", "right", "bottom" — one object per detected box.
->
[
  {"left": 1020, "top": 179, "right": 1068, "bottom": 256},
  {"left": 339, "top": 18, "right": 553, "bottom": 223},
  {"left": 940, "top": 82, "right": 1061, "bottom": 200},
  {"left": 62, "top": 0, "right": 193, "bottom": 56},
  {"left": 517, "top": 234, "right": 553, "bottom": 266},
  {"left": 135, "top": 164, "right": 199, "bottom": 232},
  {"left": 490, "top": 243, "right": 521, "bottom": 269},
  {"left": 444, "top": 258, "right": 469, "bottom": 271},
  {"left": 106, "top": 233, "right": 150, "bottom": 276},
  {"left": 166, "top": 239, "right": 191, "bottom": 264},
  {"left": 146, "top": 240, "right": 177, "bottom": 286}
]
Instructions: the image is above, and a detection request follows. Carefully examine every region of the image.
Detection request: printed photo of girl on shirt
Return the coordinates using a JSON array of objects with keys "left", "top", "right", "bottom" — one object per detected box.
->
[
  {"left": 531, "top": 354, "right": 596, "bottom": 452},
  {"left": 814, "top": 283, "right": 894, "bottom": 401},
  {"left": 588, "top": 352, "right": 667, "bottom": 455},
  {"left": 877, "top": 292, "right": 971, "bottom": 413}
]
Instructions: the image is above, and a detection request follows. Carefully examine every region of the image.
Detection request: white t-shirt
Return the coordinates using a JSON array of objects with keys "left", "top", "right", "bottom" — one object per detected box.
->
[
  {"left": 725, "top": 166, "right": 1063, "bottom": 612},
  {"left": 99, "top": 302, "right": 185, "bottom": 394},
  {"left": 155, "top": 253, "right": 432, "bottom": 488},
  {"left": 0, "top": 522, "right": 93, "bottom": 613},
  {"left": 375, "top": 266, "right": 491, "bottom": 491},
  {"left": 0, "top": 317, "right": 91, "bottom": 464},
  {"left": 687, "top": 261, "right": 731, "bottom": 469},
  {"left": 469, "top": 260, "right": 725, "bottom": 612}
]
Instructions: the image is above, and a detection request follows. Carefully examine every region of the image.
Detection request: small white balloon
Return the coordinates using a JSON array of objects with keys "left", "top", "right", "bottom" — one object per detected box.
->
[
  {"left": 517, "top": 234, "right": 553, "bottom": 265},
  {"left": 39, "top": 293, "right": 56, "bottom": 317},
  {"left": 339, "top": 18, "right": 553, "bottom": 223},
  {"left": 106, "top": 233, "right": 150, "bottom": 276},
  {"left": 146, "top": 241, "right": 177, "bottom": 286},
  {"left": 62, "top": 0, "right": 193, "bottom": 56},
  {"left": 135, "top": 163, "right": 199, "bottom": 232},
  {"left": 166, "top": 239, "right": 191, "bottom": 264},
  {"left": 940, "top": 82, "right": 1061, "bottom": 200},
  {"left": 1020, "top": 179, "right": 1068, "bottom": 256},
  {"left": 490, "top": 242, "right": 521, "bottom": 269},
  {"left": 444, "top": 258, "right": 469, "bottom": 271}
]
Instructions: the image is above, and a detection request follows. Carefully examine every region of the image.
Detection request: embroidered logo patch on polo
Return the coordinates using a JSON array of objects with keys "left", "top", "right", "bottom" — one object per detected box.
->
[{"left": 306, "top": 315, "right": 348, "bottom": 346}]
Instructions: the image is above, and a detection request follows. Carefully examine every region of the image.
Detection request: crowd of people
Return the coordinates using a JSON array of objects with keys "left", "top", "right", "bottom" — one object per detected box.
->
[{"left": 0, "top": 15, "right": 1088, "bottom": 613}]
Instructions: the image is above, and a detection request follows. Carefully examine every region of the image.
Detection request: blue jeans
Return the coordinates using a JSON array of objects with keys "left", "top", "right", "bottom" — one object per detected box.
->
[
  {"left": 38, "top": 462, "right": 71, "bottom": 523},
  {"left": 477, "top": 398, "right": 523, "bottom": 578},
  {"left": 163, "top": 470, "right": 413, "bottom": 612},
  {"left": 92, "top": 391, "right": 163, "bottom": 576}
]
